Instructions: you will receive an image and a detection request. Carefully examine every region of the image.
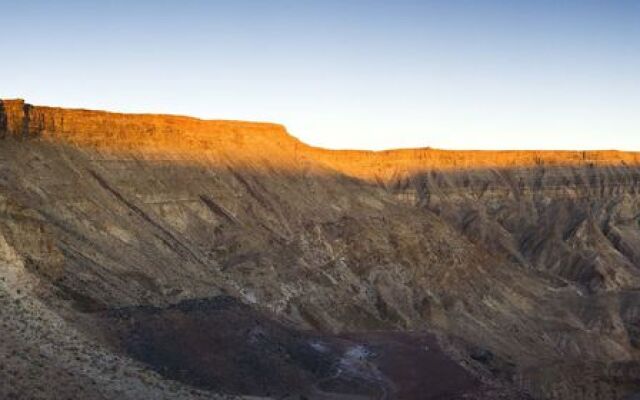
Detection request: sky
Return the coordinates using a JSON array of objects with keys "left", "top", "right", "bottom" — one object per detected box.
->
[{"left": 1, "top": 0, "right": 639, "bottom": 150}]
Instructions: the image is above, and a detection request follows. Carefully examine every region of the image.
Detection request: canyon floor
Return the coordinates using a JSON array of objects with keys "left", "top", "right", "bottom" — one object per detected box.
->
[{"left": 1, "top": 99, "right": 640, "bottom": 399}]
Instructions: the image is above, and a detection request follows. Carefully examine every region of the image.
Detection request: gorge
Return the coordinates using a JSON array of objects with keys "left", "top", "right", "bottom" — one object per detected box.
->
[{"left": 1, "top": 99, "right": 640, "bottom": 399}]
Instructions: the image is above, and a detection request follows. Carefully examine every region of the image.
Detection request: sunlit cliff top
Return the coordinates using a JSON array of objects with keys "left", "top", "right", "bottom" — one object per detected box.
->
[{"left": 2, "top": 99, "right": 639, "bottom": 180}]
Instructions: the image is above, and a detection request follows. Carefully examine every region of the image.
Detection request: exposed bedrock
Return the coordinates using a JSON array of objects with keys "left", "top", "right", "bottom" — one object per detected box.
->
[{"left": 1, "top": 100, "right": 640, "bottom": 399}]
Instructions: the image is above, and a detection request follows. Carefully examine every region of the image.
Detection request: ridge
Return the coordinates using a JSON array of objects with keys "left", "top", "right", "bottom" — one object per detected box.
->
[{"left": 2, "top": 99, "right": 639, "bottom": 180}]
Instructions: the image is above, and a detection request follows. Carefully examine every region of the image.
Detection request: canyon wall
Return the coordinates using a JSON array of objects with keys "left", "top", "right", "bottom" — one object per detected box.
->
[
  {"left": 2, "top": 98, "right": 639, "bottom": 177},
  {"left": 1, "top": 100, "right": 640, "bottom": 400}
]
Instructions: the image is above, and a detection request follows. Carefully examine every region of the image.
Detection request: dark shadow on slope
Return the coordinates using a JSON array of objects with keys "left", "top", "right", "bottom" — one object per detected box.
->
[{"left": 101, "top": 296, "right": 502, "bottom": 399}]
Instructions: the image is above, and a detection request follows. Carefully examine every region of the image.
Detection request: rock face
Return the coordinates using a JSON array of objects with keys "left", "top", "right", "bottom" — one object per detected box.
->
[{"left": 1, "top": 100, "right": 640, "bottom": 400}]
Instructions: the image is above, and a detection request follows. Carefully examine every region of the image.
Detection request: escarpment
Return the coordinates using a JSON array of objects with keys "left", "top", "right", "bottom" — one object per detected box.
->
[
  {"left": 2, "top": 98, "right": 638, "bottom": 177},
  {"left": 1, "top": 99, "right": 640, "bottom": 400}
]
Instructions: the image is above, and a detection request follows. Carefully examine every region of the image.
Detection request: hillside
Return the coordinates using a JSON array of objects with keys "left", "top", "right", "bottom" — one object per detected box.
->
[{"left": 1, "top": 99, "right": 640, "bottom": 400}]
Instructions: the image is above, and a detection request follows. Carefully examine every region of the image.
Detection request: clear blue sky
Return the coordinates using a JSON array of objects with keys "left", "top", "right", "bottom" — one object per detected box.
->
[{"left": 1, "top": 0, "right": 638, "bottom": 150}]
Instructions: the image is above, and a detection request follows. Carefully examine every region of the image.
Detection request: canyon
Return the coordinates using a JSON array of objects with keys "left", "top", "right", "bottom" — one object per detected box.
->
[{"left": 1, "top": 98, "right": 640, "bottom": 399}]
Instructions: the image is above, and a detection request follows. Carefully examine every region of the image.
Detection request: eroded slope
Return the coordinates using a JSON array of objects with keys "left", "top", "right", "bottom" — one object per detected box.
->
[{"left": 1, "top": 99, "right": 640, "bottom": 400}]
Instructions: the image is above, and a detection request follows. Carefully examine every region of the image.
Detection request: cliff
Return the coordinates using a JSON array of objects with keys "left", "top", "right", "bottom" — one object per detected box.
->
[
  {"left": 2, "top": 99, "right": 638, "bottom": 179},
  {"left": 1, "top": 99, "right": 640, "bottom": 400}
]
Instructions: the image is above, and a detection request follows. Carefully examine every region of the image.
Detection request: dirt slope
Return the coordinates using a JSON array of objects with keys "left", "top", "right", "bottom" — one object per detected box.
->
[{"left": 1, "top": 99, "right": 640, "bottom": 399}]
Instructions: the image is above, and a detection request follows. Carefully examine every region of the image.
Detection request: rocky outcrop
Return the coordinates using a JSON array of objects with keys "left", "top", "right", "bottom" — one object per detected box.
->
[
  {"left": 1, "top": 99, "right": 638, "bottom": 176},
  {"left": 1, "top": 100, "right": 640, "bottom": 400},
  {"left": 0, "top": 99, "right": 29, "bottom": 138}
]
